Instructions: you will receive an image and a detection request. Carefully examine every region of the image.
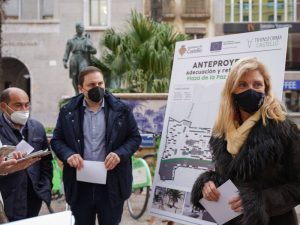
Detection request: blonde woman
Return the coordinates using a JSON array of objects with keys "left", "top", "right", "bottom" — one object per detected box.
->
[{"left": 191, "top": 57, "right": 300, "bottom": 225}]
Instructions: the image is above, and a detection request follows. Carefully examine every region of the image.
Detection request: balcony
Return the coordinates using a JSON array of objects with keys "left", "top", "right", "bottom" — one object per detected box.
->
[
  {"left": 162, "top": 0, "right": 176, "bottom": 19},
  {"left": 181, "top": 0, "right": 210, "bottom": 19}
]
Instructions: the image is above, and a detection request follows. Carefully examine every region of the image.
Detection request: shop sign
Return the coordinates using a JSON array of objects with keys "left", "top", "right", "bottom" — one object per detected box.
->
[{"left": 284, "top": 80, "right": 300, "bottom": 90}]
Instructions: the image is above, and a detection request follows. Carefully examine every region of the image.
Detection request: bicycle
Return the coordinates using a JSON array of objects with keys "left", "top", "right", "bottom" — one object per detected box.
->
[
  {"left": 127, "top": 131, "right": 160, "bottom": 219},
  {"left": 127, "top": 153, "right": 153, "bottom": 219}
]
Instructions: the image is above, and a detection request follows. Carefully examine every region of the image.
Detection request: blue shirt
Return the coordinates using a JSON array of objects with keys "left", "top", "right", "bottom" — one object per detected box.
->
[{"left": 83, "top": 100, "right": 106, "bottom": 161}]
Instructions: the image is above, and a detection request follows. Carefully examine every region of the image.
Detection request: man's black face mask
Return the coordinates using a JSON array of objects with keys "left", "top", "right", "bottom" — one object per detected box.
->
[
  {"left": 233, "top": 89, "right": 265, "bottom": 114},
  {"left": 87, "top": 86, "right": 104, "bottom": 103}
]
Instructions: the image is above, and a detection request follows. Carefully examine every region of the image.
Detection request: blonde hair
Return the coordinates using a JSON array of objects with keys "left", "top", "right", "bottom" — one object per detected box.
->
[{"left": 213, "top": 57, "right": 286, "bottom": 137}]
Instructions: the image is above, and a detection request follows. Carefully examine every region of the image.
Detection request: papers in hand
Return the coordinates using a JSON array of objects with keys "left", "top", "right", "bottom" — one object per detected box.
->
[
  {"left": 17, "top": 150, "right": 51, "bottom": 162},
  {"left": 16, "top": 140, "right": 34, "bottom": 154},
  {"left": 76, "top": 160, "right": 107, "bottom": 184},
  {"left": 199, "top": 180, "right": 242, "bottom": 225}
]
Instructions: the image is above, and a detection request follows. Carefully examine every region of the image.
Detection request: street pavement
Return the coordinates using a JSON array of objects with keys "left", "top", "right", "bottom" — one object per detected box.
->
[
  {"left": 40, "top": 196, "right": 181, "bottom": 225},
  {"left": 40, "top": 197, "right": 300, "bottom": 225}
]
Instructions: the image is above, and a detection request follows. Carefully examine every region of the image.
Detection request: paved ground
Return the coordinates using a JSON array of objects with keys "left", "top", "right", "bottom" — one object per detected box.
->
[
  {"left": 40, "top": 196, "right": 181, "bottom": 225},
  {"left": 40, "top": 197, "right": 300, "bottom": 225}
]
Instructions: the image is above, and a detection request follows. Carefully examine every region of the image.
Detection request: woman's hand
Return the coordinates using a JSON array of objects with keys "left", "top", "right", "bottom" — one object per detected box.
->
[
  {"left": 202, "top": 181, "right": 220, "bottom": 201},
  {"left": 229, "top": 195, "right": 243, "bottom": 212}
]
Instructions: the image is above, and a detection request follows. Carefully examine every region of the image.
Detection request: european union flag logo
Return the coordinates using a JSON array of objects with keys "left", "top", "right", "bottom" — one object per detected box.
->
[{"left": 210, "top": 41, "right": 222, "bottom": 51}]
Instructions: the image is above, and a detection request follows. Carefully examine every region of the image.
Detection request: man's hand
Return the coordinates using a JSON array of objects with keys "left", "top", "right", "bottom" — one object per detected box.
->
[
  {"left": 0, "top": 156, "right": 17, "bottom": 174},
  {"left": 0, "top": 155, "right": 40, "bottom": 175},
  {"left": 67, "top": 154, "right": 84, "bottom": 170},
  {"left": 11, "top": 151, "right": 24, "bottom": 159},
  {"left": 104, "top": 152, "right": 120, "bottom": 170},
  {"left": 63, "top": 61, "right": 68, "bottom": 69}
]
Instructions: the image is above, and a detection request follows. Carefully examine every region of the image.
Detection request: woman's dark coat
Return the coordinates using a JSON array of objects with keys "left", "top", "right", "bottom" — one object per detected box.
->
[{"left": 191, "top": 119, "right": 300, "bottom": 225}]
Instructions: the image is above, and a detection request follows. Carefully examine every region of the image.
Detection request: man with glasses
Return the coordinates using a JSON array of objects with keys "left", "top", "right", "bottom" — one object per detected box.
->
[{"left": 0, "top": 87, "right": 53, "bottom": 221}]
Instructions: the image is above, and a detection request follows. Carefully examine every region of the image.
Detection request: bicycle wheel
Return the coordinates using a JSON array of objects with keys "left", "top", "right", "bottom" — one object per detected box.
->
[{"left": 127, "top": 186, "right": 150, "bottom": 219}]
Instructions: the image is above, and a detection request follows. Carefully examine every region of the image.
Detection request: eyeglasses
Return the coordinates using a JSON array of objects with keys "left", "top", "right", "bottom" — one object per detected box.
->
[{"left": 7, "top": 102, "right": 31, "bottom": 111}]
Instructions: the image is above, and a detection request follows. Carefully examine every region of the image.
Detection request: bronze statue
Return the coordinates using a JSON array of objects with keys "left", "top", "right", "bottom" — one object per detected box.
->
[{"left": 63, "top": 23, "right": 97, "bottom": 94}]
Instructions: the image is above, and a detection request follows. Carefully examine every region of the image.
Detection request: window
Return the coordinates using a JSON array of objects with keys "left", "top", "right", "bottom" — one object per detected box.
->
[
  {"left": 298, "top": 0, "right": 300, "bottom": 21},
  {"left": 225, "top": 0, "right": 231, "bottom": 22},
  {"left": 284, "top": 91, "right": 300, "bottom": 112},
  {"left": 86, "top": 0, "right": 110, "bottom": 28},
  {"left": 262, "top": 1, "right": 274, "bottom": 21},
  {"left": 162, "top": 0, "right": 175, "bottom": 19},
  {"left": 252, "top": 1, "right": 259, "bottom": 21},
  {"left": 225, "top": 0, "right": 298, "bottom": 22},
  {"left": 276, "top": 0, "right": 284, "bottom": 21},
  {"left": 286, "top": 33, "right": 300, "bottom": 71},
  {"left": 189, "top": 33, "right": 205, "bottom": 39},
  {"left": 5, "top": 0, "right": 54, "bottom": 20},
  {"left": 268, "top": 14, "right": 282, "bottom": 21},
  {"left": 185, "top": 27, "right": 206, "bottom": 39},
  {"left": 182, "top": 0, "right": 210, "bottom": 18},
  {"left": 243, "top": 15, "right": 249, "bottom": 21},
  {"left": 287, "top": 0, "right": 295, "bottom": 21}
]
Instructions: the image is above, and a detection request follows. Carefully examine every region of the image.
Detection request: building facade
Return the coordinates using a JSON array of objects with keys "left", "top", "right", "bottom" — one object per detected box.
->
[
  {"left": 144, "top": 0, "right": 215, "bottom": 38},
  {"left": 214, "top": 0, "right": 300, "bottom": 115},
  {"left": 2, "top": 0, "right": 143, "bottom": 126}
]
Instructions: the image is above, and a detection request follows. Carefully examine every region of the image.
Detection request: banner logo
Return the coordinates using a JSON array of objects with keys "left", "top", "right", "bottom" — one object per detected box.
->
[
  {"left": 210, "top": 41, "right": 222, "bottom": 51},
  {"left": 179, "top": 45, "right": 187, "bottom": 56},
  {"left": 248, "top": 35, "right": 282, "bottom": 48},
  {"left": 247, "top": 38, "right": 254, "bottom": 48}
]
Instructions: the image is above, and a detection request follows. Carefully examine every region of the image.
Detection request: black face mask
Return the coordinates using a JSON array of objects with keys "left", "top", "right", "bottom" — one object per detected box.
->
[
  {"left": 87, "top": 86, "right": 104, "bottom": 103},
  {"left": 233, "top": 89, "right": 265, "bottom": 114}
]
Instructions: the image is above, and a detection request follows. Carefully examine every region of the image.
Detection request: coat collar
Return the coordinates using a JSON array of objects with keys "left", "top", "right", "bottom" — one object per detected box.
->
[
  {"left": 0, "top": 114, "right": 36, "bottom": 145},
  {"left": 26, "top": 119, "right": 36, "bottom": 144},
  {"left": 211, "top": 119, "right": 298, "bottom": 182},
  {"left": 0, "top": 113, "right": 19, "bottom": 145}
]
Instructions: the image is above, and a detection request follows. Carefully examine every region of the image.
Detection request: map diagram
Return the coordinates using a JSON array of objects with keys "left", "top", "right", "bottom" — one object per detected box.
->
[{"left": 158, "top": 116, "right": 212, "bottom": 181}]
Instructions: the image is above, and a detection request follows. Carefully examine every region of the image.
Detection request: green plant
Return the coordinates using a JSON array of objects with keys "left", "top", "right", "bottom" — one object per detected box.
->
[
  {"left": 45, "top": 127, "right": 54, "bottom": 135},
  {"left": 97, "top": 10, "right": 189, "bottom": 93}
]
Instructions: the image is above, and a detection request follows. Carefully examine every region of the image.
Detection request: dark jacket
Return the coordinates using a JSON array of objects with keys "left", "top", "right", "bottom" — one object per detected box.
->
[
  {"left": 191, "top": 119, "right": 300, "bottom": 225},
  {"left": 0, "top": 114, "right": 53, "bottom": 205},
  {"left": 51, "top": 92, "right": 141, "bottom": 207}
]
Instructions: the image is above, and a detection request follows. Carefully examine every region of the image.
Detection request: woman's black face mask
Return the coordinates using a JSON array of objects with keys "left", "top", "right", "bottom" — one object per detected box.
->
[
  {"left": 87, "top": 86, "right": 104, "bottom": 103},
  {"left": 233, "top": 89, "right": 265, "bottom": 114}
]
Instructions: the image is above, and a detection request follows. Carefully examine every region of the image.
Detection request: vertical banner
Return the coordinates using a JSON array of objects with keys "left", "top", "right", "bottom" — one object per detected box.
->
[{"left": 149, "top": 28, "right": 289, "bottom": 225}]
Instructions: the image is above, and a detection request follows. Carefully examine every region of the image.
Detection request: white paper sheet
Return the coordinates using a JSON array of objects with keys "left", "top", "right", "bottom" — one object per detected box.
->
[
  {"left": 76, "top": 160, "right": 107, "bottom": 184},
  {"left": 200, "top": 180, "right": 242, "bottom": 225},
  {"left": 7, "top": 211, "right": 74, "bottom": 225},
  {"left": 16, "top": 140, "right": 34, "bottom": 154}
]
